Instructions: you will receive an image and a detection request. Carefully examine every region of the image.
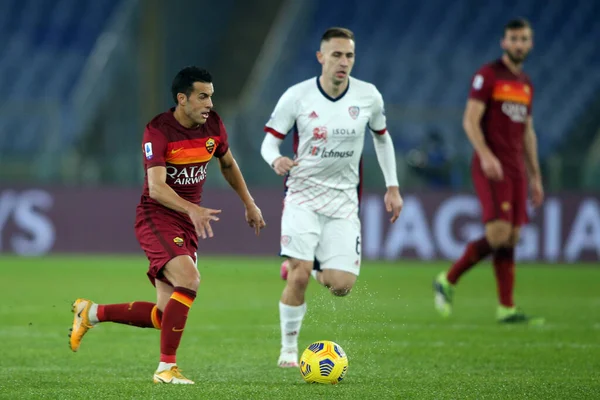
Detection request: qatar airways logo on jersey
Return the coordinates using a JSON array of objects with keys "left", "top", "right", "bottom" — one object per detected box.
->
[
  {"left": 501, "top": 102, "right": 528, "bottom": 123},
  {"left": 166, "top": 165, "right": 207, "bottom": 185}
]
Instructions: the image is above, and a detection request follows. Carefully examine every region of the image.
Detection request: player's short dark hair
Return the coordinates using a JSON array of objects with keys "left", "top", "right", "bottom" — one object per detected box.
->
[
  {"left": 504, "top": 18, "right": 532, "bottom": 35},
  {"left": 171, "top": 66, "right": 212, "bottom": 104},
  {"left": 321, "top": 27, "right": 354, "bottom": 44}
]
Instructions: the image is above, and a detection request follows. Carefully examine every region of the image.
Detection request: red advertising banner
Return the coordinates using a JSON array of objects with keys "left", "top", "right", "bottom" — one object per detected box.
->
[{"left": 0, "top": 187, "right": 598, "bottom": 262}]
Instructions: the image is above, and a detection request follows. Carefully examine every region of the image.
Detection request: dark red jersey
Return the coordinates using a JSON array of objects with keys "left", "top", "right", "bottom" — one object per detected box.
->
[
  {"left": 469, "top": 59, "right": 533, "bottom": 177},
  {"left": 137, "top": 108, "right": 229, "bottom": 225}
]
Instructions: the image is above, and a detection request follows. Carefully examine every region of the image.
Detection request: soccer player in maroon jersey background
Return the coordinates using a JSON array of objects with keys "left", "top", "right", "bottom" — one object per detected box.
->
[
  {"left": 68, "top": 66, "right": 266, "bottom": 384},
  {"left": 434, "top": 18, "right": 545, "bottom": 324}
]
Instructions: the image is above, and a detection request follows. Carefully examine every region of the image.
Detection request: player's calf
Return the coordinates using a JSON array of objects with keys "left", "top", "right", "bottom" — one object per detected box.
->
[{"left": 279, "top": 258, "right": 312, "bottom": 368}]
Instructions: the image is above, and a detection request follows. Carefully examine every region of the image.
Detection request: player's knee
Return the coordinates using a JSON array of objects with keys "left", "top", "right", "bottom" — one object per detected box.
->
[
  {"left": 330, "top": 286, "right": 352, "bottom": 297},
  {"left": 328, "top": 276, "right": 356, "bottom": 297},
  {"left": 288, "top": 274, "right": 310, "bottom": 291},
  {"left": 485, "top": 221, "right": 513, "bottom": 248},
  {"left": 287, "top": 266, "right": 311, "bottom": 290},
  {"left": 179, "top": 271, "right": 200, "bottom": 291},
  {"left": 190, "top": 275, "right": 201, "bottom": 291},
  {"left": 164, "top": 255, "right": 201, "bottom": 290}
]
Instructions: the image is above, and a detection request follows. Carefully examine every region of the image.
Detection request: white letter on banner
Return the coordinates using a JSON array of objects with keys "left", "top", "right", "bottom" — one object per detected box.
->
[
  {"left": 565, "top": 199, "right": 600, "bottom": 262},
  {"left": 434, "top": 195, "right": 481, "bottom": 260},
  {"left": 12, "top": 190, "right": 55, "bottom": 255}
]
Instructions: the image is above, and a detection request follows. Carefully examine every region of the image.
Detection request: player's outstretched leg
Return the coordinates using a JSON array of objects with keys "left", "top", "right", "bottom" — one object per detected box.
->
[
  {"left": 493, "top": 246, "right": 544, "bottom": 325},
  {"left": 152, "top": 257, "right": 198, "bottom": 384},
  {"left": 69, "top": 299, "right": 163, "bottom": 352},
  {"left": 278, "top": 302, "right": 306, "bottom": 368},
  {"left": 152, "top": 287, "right": 196, "bottom": 384},
  {"left": 433, "top": 272, "right": 454, "bottom": 318},
  {"left": 278, "top": 258, "right": 311, "bottom": 368},
  {"left": 493, "top": 246, "right": 516, "bottom": 320},
  {"left": 434, "top": 237, "right": 492, "bottom": 317}
]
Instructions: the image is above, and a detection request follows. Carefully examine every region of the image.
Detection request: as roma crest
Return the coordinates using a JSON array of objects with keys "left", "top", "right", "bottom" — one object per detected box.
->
[
  {"left": 348, "top": 106, "right": 360, "bottom": 120},
  {"left": 205, "top": 138, "right": 216, "bottom": 153},
  {"left": 173, "top": 237, "right": 184, "bottom": 247}
]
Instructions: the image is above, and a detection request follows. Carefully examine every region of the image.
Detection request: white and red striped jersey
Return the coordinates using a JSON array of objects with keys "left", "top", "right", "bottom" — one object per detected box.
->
[{"left": 264, "top": 76, "right": 387, "bottom": 219}]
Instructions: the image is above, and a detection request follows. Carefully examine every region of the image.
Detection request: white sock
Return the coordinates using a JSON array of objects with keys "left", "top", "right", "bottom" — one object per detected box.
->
[
  {"left": 157, "top": 362, "right": 176, "bottom": 372},
  {"left": 279, "top": 301, "right": 307, "bottom": 351},
  {"left": 88, "top": 303, "right": 99, "bottom": 324}
]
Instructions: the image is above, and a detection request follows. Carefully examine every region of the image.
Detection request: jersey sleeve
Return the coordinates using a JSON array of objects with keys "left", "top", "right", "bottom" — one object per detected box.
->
[
  {"left": 264, "top": 87, "right": 297, "bottom": 139},
  {"left": 468, "top": 66, "right": 495, "bottom": 103},
  {"left": 527, "top": 82, "right": 534, "bottom": 116},
  {"left": 142, "top": 125, "right": 168, "bottom": 168},
  {"left": 368, "top": 86, "right": 387, "bottom": 135},
  {"left": 214, "top": 116, "right": 230, "bottom": 158}
]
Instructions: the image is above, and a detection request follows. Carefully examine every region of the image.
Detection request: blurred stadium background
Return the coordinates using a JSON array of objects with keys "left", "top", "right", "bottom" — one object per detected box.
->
[
  {"left": 1, "top": 1, "right": 599, "bottom": 398},
  {"left": 0, "top": 0, "right": 598, "bottom": 261}
]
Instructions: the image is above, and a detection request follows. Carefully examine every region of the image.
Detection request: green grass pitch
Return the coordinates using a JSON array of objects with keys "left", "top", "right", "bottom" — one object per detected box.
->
[{"left": 1, "top": 255, "right": 599, "bottom": 399}]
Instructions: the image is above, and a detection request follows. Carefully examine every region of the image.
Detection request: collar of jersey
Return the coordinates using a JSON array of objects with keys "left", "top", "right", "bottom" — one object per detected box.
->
[{"left": 316, "top": 76, "right": 350, "bottom": 102}]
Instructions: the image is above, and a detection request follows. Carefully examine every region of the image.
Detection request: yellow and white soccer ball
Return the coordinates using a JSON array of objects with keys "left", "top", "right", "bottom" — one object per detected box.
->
[{"left": 299, "top": 340, "right": 349, "bottom": 384}]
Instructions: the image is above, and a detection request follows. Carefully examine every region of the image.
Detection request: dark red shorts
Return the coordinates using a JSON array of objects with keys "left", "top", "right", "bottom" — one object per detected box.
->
[
  {"left": 134, "top": 207, "right": 198, "bottom": 287},
  {"left": 472, "top": 160, "right": 529, "bottom": 226}
]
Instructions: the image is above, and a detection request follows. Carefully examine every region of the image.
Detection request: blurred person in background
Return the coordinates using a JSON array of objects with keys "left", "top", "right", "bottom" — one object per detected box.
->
[{"left": 433, "top": 18, "right": 544, "bottom": 324}]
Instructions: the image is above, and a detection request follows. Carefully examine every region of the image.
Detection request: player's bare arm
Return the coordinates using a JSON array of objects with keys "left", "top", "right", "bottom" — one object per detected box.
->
[
  {"left": 524, "top": 116, "right": 544, "bottom": 207},
  {"left": 217, "top": 149, "right": 266, "bottom": 235},
  {"left": 463, "top": 99, "right": 503, "bottom": 181},
  {"left": 147, "top": 166, "right": 221, "bottom": 239}
]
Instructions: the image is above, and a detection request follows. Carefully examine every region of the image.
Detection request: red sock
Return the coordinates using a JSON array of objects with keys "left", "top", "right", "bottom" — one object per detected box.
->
[
  {"left": 493, "top": 247, "right": 515, "bottom": 307},
  {"left": 97, "top": 302, "right": 162, "bottom": 329},
  {"left": 160, "top": 287, "right": 197, "bottom": 363},
  {"left": 447, "top": 237, "right": 493, "bottom": 284}
]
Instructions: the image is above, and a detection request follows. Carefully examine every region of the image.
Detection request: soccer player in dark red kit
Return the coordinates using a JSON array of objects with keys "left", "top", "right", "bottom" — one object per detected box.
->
[
  {"left": 433, "top": 18, "right": 544, "bottom": 324},
  {"left": 68, "top": 66, "right": 266, "bottom": 384}
]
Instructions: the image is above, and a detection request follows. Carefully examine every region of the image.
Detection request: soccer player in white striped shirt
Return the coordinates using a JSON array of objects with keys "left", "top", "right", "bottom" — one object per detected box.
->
[{"left": 260, "top": 27, "right": 403, "bottom": 367}]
